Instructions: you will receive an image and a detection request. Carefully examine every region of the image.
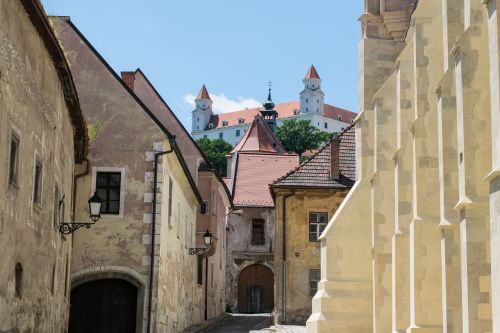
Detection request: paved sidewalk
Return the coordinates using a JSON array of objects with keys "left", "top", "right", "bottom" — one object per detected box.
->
[{"left": 251, "top": 325, "right": 306, "bottom": 333}]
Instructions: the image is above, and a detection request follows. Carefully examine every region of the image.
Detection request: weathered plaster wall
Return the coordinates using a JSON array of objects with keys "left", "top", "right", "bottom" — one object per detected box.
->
[
  {"left": 308, "top": 0, "right": 498, "bottom": 332},
  {"left": 273, "top": 189, "right": 349, "bottom": 325},
  {"left": 226, "top": 207, "right": 275, "bottom": 312},
  {"left": 0, "top": 2, "right": 78, "bottom": 332}
]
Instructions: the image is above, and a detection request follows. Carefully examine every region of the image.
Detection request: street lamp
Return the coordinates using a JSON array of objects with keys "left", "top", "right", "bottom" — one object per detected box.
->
[
  {"left": 189, "top": 229, "right": 213, "bottom": 255},
  {"left": 59, "top": 192, "right": 103, "bottom": 235}
]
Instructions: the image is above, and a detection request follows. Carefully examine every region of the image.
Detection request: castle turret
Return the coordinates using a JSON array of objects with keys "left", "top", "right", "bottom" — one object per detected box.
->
[
  {"left": 299, "top": 65, "right": 325, "bottom": 115},
  {"left": 260, "top": 88, "right": 278, "bottom": 133},
  {"left": 192, "top": 84, "right": 213, "bottom": 132}
]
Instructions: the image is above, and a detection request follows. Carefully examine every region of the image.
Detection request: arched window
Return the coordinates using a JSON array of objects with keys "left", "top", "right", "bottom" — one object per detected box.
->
[
  {"left": 15, "top": 263, "right": 22, "bottom": 298},
  {"left": 337, "top": 115, "right": 343, "bottom": 121},
  {"left": 208, "top": 123, "right": 214, "bottom": 129}
]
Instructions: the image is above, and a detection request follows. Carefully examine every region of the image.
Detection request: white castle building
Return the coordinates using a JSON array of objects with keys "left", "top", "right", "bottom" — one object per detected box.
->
[{"left": 191, "top": 65, "right": 357, "bottom": 146}]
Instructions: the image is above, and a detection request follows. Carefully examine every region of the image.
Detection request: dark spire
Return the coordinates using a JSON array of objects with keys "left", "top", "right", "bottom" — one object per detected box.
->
[
  {"left": 260, "top": 86, "right": 278, "bottom": 133},
  {"left": 263, "top": 88, "right": 275, "bottom": 110}
]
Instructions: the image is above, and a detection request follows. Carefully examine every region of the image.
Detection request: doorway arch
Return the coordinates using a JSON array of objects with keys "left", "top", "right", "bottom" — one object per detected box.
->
[
  {"left": 238, "top": 264, "right": 274, "bottom": 313},
  {"left": 69, "top": 278, "right": 138, "bottom": 333}
]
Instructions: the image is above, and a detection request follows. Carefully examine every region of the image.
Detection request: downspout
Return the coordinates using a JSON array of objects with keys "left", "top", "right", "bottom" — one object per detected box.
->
[
  {"left": 205, "top": 256, "right": 209, "bottom": 321},
  {"left": 281, "top": 192, "right": 294, "bottom": 323},
  {"left": 147, "top": 147, "right": 174, "bottom": 333}
]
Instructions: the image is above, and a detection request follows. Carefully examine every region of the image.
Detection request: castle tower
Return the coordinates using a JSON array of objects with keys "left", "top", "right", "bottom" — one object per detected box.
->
[
  {"left": 260, "top": 88, "right": 279, "bottom": 133},
  {"left": 299, "top": 65, "right": 325, "bottom": 115},
  {"left": 192, "top": 84, "right": 213, "bottom": 132}
]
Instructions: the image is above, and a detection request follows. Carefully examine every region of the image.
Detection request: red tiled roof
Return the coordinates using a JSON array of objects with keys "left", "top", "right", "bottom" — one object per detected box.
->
[
  {"left": 223, "top": 178, "right": 232, "bottom": 189},
  {"left": 272, "top": 124, "right": 356, "bottom": 189},
  {"left": 233, "top": 153, "right": 299, "bottom": 207},
  {"left": 197, "top": 84, "right": 211, "bottom": 100},
  {"left": 305, "top": 65, "right": 320, "bottom": 79},
  {"left": 207, "top": 101, "right": 356, "bottom": 130},
  {"left": 231, "top": 115, "right": 287, "bottom": 154}
]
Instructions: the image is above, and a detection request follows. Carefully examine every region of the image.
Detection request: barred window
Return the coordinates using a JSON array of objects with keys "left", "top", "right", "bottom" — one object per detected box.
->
[
  {"left": 309, "top": 269, "right": 320, "bottom": 297},
  {"left": 309, "top": 212, "right": 328, "bottom": 242}
]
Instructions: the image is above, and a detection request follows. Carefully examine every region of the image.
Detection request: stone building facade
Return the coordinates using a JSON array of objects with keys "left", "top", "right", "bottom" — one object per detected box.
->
[
  {"left": 308, "top": 0, "right": 500, "bottom": 332},
  {"left": 225, "top": 113, "right": 299, "bottom": 313},
  {"left": 51, "top": 17, "right": 207, "bottom": 333},
  {"left": 271, "top": 125, "right": 355, "bottom": 325},
  {"left": 120, "top": 69, "right": 232, "bottom": 322},
  {"left": 0, "top": 1, "right": 87, "bottom": 332}
]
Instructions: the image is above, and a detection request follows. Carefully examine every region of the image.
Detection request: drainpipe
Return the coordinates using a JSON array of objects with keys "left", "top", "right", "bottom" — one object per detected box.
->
[
  {"left": 205, "top": 256, "right": 209, "bottom": 321},
  {"left": 147, "top": 147, "right": 174, "bottom": 333},
  {"left": 281, "top": 192, "right": 294, "bottom": 323}
]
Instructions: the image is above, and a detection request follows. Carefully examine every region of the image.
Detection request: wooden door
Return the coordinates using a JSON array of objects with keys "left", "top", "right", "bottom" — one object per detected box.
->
[{"left": 69, "top": 279, "right": 138, "bottom": 333}]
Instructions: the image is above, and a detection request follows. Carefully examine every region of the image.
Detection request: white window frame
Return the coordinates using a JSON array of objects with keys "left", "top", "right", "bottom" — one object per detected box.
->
[
  {"left": 91, "top": 167, "right": 126, "bottom": 218},
  {"left": 309, "top": 211, "right": 328, "bottom": 242},
  {"left": 309, "top": 268, "right": 321, "bottom": 297}
]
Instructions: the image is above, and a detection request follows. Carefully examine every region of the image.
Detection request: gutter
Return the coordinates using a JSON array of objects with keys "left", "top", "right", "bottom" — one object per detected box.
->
[
  {"left": 147, "top": 147, "right": 174, "bottom": 333},
  {"left": 281, "top": 192, "right": 294, "bottom": 323}
]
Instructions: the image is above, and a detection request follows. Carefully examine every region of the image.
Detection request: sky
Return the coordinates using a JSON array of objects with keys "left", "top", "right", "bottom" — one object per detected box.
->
[{"left": 42, "top": 1, "right": 363, "bottom": 131}]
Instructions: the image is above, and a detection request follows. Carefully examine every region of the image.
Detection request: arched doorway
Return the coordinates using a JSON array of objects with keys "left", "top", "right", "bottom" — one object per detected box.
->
[
  {"left": 238, "top": 264, "right": 274, "bottom": 313},
  {"left": 69, "top": 278, "right": 138, "bottom": 333}
]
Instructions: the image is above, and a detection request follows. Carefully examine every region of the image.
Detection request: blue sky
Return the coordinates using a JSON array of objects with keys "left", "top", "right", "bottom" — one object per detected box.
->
[{"left": 42, "top": 1, "right": 363, "bottom": 131}]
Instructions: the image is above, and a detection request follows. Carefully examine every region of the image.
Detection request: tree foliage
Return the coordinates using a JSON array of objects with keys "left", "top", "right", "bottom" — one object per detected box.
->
[
  {"left": 276, "top": 119, "right": 332, "bottom": 158},
  {"left": 196, "top": 138, "right": 233, "bottom": 177}
]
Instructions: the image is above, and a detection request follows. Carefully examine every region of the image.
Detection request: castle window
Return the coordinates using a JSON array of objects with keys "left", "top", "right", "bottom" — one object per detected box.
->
[
  {"left": 96, "top": 172, "right": 121, "bottom": 214},
  {"left": 337, "top": 115, "right": 343, "bottom": 121},
  {"left": 197, "top": 126, "right": 199, "bottom": 130},
  {"left": 324, "top": 122, "right": 328, "bottom": 129},
  {"left": 309, "top": 212, "right": 328, "bottom": 242},
  {"left": 15, "top": 263, "right": 23, "bottom": 298},
  {"left": 309, "top": 269, "right": 320, "bottom": 297},
  {"left": 222, "top": 121, "right": 228, "bottom": 127},
  {"left": 8, "top": 133, "right": 20, "bottom": 186},
  {"left": 219, "top": 132, "right": 223, "bottom": 139},
  {"left": 203, "top": 135, "right": 208, "bottom": 138},
  {"left": 197, "top": 117, "right": 199, "bottom": 122},
  {"left": 238, "top": 118, "right": 245, "bottom": 124},
  {"left": 208, "top": 123, "right": 214, "bottom": 129},
  {"left": 306, "top": 98, "right": 309, "bottom": 103},
  {"left": 33, "top": 160, "right": 43, "bottom": 205},
  {"left": 306, "top": 108, "right": 309, "bottom": 112},
  {"left": 236, "top": 129, "right": 241, "bottom": 137},
  {"left": 251, "top": 219, "right": 265, "bottom": 245}
]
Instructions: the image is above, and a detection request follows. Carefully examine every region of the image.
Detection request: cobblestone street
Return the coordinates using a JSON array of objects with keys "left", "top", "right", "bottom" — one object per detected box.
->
[{"left": 203, "top": 314, "right": 306, "bottom": 333}]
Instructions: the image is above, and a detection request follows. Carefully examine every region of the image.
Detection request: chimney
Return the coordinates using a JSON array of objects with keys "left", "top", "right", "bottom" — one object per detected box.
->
[
  {"left": 121, "top": 71, "right": 135, "bottom": 91},
  {"left": 330, "top": 134, "right": 341, "bottom": 180}
]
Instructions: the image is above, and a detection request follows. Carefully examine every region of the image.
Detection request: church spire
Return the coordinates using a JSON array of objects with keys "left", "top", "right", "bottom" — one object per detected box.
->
[{"left": 260, "top": 86, "right": 278, "bottom": 133}]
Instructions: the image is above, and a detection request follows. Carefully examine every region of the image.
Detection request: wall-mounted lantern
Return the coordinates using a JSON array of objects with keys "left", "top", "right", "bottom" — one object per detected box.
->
[
  {"left": 189, "top": 229, "right": 213, "bottom": 255},
  {"left": 59, "top": 192, "right": 102, "bottom": 235}
]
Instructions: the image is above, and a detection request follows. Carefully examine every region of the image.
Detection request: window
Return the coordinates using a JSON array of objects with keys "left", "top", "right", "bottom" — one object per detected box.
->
[
  {"left": 208, "top": 123, "right": 214, "bottom": 129},
  {"left": 309, "top": 212, "right": 328, "bottom": 242},
  {"left": 219, "top": 132, "right": 223, "bottom": 139},
  {"left": 293, "top": 110, "right": 299, "bottom": 115},
  {"left": 8, "top": 134, "right": 19, "bottom": 185},
  {"left": 324, "top": 122, "right": 328, "bottom": 129},
  {"left": 306, "top": 98, "right": 309, "bottom": 103},
  {"left": 197, "top": 126, "right": 199, "bottom": 130},
  {"left": 222, "top": 121, "right": 228, "bottom": 127},
  {"left": 96, "top": 172, "right": 121, "bottom": 214},
  {"left": 197, "top": 117, "right": 200, "bottom": 121},
  {"left": 236, "top": 129, "right": 241, "bottom": 137},
  {"left": 200, "top": 201, "right": 208, "bottom": 214},
  {"left": 197, "top": 255, "right": 203, "bottom": 285},
  {"left": 309, "top": 269, "right": 320, "bottom": 297},
  {"left": 317, "top": 108, "right": 319, "bottom": 112},
  {"left": 15, "top": 263, "right": 22, "bottom": 298},
  {"left": 337, "top": 115, "right": 343, "bottom": 121},
  {"left": 306, "top": 108, "right": 309, "bottom": 112},
  {"left": 251, "top": 219, "right": 265, "bottom": 245},
  {"left": 33, "top": 161, "right": 42, "bottom": 205},
  {"left": 238, "top": 118, "right": 245, "bottom": 124},
  {"left": 168, "top": 177, "right": 173, "bottom": 225}
]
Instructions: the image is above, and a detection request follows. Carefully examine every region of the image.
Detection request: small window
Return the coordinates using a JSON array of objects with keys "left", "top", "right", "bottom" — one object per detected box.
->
[
  {"left": 293, "top": 110, "right": 299, "bottom": 115},
  {"left": 309, "top": 269, "right": 320, "bottom": 297},
  {"left": 203, "top": 135, "right": 208, "bottom": 139},
  {"left": 200, "top": 201, "right": 208, "bottom": 214},
  {"left": 317, "top": 99, "right": 319, "bottom": 104},
  {"left": 306, "top": 98, "right": 309, "bottom": 103},
  {"left": 208, "top": 123, "right": 214, "bottom": 129},
  {"left": 197, "top": 126, "right": 199, "bottom": 130},
  {"left": 219, "top": 132, "right": 223, "bottom": 139},
  {"left": 317, "top": 108, "right": 319, "bottom": 112},
  {"left": 96, "top": 172, "right": 121, "bottom": 214},
  {"left": 222, "top": 121, "right": 228, "bottom": 127},
  {"left": 337, "top": 115, "right": 343, "bottom": 121},
  {"left": 306, "top": 108, "right": 309, "bottom": 112},
  {"left": 197, "top": 255, "right": 203, "bottom": 285},
  {"left": 33, "top": 161, "right": 42, "bottom": 205},
  {"left": 8, "top": 134, "right": 20, "bottom": 185},
  {"left": 309, "top": 212, "right": 328, "bottom": 242},
  {"left": 238, "top": 118, "right": 245, "bottom": 124},
  {"left": 324, "top": 122, "right": 328, "bottom": 129},
  {"left": 197, "top": 117, "right": 200, "bottom": 121},
  {"left": 236, "top": 129, "right": 241, "bottom": 137},
  {"left": 168, "top": 177, "right": 173, "bottom": 224},
  {"left": 251, "top": 219, "right": 265, "bottom": 245},
  {"left": 15, "top": 263, "right": 23, "bottom": 298}
]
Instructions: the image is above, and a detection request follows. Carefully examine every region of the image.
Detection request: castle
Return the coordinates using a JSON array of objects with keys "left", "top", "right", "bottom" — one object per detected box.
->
[{"left": 191, "top": 66, "right": 357, "bottom": 146}]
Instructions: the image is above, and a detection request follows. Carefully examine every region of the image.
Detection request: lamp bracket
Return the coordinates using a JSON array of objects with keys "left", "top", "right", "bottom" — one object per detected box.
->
[
  {"left": 59, "top": 222, "right": 95, "bottom": 235},
  {"left": 188, "top": 246, "right": 209, "bottom": 256}
]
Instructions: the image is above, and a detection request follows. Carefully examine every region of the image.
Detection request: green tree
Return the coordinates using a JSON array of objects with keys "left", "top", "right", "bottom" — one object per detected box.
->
[
  {"left": 196, "top": 138, "right": 233, "bottom": 177},
  {"left": 276, "top": 119, "right": 332, "bottom": 158}
]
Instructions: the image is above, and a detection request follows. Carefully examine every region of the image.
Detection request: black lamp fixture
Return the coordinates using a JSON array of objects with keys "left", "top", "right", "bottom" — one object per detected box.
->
[
  {"left": 59, "top": 192, "right": 103, "bottom": 235},
  {"left": 189, "top": 229, "right": 213, "bottom": 255}
]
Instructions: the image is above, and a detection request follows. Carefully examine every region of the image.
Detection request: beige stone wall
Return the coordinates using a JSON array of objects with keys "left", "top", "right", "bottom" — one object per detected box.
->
[
  {"left": 0, "top": 1, "right": 79, "bottom": 332},
  {"left": 308, "top": 0, "right": 499, "bottom": 332},
  {"left": 273, "top": 189, "right": 349, "bottom": 325}
]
